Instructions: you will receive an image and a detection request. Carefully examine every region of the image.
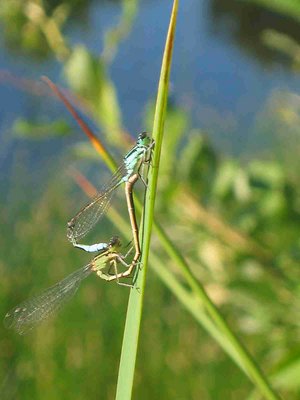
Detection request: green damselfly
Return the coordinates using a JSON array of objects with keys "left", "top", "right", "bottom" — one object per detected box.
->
[
  {"left": 4, "top": 237, "right": 132, "bottom": 335},
  {"left": 67, "top": 132, "right": 153, "bottom": 271}
]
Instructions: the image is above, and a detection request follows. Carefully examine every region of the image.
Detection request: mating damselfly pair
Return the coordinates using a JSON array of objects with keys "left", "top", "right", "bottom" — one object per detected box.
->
[{"left": 4, "top": 132, "right": 154, "bottom": 334}]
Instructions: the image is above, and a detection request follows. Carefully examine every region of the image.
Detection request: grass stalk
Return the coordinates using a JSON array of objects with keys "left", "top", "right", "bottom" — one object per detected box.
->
[{"left": 115, "top": 1, "right": 178, "bottom": 398}]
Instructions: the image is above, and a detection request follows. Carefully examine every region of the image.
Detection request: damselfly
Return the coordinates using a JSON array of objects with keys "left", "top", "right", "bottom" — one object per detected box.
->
[
  {"left": 4, "top": 237, "right": 131, "bottom": 335},
  {"left": 67, "top": 132, "right": 153, "bottom": 272}
]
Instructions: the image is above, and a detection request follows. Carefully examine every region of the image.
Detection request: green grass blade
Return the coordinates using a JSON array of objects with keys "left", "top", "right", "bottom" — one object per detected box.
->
[
  {"left": 153, "top": 218, "right": 281, "bottom": 400},
  {"left": 115, "top": 1, "right": 179, "bottom": 399}
]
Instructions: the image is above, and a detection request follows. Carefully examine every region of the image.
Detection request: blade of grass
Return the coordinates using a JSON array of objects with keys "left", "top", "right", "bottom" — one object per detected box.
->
[
  {"left": 41, "top": 76, "right": 116, "bottom": 171},
  {"left": 153, "top": 219, "right": 282, "bottom": 400},
  {"left": 115, "top": 1, "right": 178, "bottom": 398}
]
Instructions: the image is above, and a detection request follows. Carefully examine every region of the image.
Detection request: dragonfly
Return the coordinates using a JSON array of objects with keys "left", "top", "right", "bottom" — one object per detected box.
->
[
  {"left": 4, "top": 236, "right": 132, "bottom": 335},
  {"left": 67, "top": 131, "right": 153, "bottom": 274}
]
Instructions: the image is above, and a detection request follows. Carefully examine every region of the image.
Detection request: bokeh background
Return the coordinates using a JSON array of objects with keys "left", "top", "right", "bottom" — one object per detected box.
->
[{"left": 1, "top": 0, "right": 300, "bottom": 399}]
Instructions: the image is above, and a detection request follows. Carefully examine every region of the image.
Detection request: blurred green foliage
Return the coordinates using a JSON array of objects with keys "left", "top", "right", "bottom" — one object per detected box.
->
[
  {"left": 1, "top": 0, "right": 300, "bottom": 399},
  {"left": 245, "top": 0, "right": 300, "bottom": 22},
  {"left": 64, "top": 46, "right": 123, "bottom": 138},
  {"left": 13, "top": 117, "right": 71, "bottom": 138},
  {"left": 0, "top": 0, "right": 70, "bottom": 58}
]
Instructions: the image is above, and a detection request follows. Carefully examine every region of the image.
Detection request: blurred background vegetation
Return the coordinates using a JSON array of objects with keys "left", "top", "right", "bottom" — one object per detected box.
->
[{"left": 1, "top": 0, "right": 300, "bottom": 399}]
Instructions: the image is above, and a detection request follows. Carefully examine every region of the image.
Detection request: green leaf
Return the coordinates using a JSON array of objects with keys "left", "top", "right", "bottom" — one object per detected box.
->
[
  {"left": 64, "top": 46, "right": 102, "bottom": 101},
  {"left": 273, "top": 356, "right": 300, "bottom": 390},
  {"left": 13, "top": 118, "right": 71, "bottom": 139},
  {"left": 64, "top": 45, "right": 122, "bottom": 140}
]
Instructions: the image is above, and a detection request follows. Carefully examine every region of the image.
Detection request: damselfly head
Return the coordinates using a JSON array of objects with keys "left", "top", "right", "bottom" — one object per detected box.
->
[
  {"left": 109, "top": 236, "right": 122, "bottom": 249},
  {"left": 137, "top": 132, "right": 151, "bottom": 146}
]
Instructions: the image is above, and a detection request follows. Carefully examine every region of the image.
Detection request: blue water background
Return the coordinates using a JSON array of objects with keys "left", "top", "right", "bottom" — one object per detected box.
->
[{"left": 0, "top": 0, "right": 299, "bottom": 186}]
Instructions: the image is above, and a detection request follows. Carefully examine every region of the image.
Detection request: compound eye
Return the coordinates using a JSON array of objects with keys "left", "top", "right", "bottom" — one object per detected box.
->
[
  {"left": 138, "top": 131, "right": 147, "bottom": 140},
  {"left": 110, "top": 236, "right": 121, "bottom": 248},
  {"left": 109, "top": 236, "right": 118, "bottom": 246}
]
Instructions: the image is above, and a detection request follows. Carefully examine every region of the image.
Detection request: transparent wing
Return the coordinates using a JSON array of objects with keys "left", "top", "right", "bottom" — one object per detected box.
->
[
  {"left": 4, "top": 264, "right": 93, "bottom": 335},
  {"left": 67, "top": 162, "right": 128, "bottom": 243}
]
